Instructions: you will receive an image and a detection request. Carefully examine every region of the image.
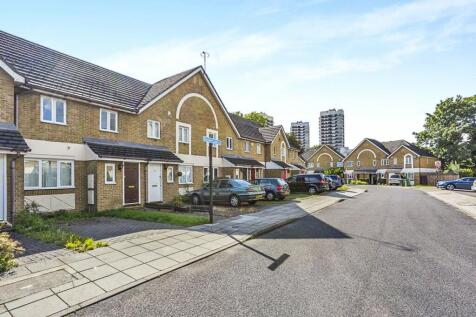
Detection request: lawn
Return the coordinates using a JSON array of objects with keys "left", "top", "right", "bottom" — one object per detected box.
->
[{"left": 51, "top": 209, "right": 209, "bottom": 227}]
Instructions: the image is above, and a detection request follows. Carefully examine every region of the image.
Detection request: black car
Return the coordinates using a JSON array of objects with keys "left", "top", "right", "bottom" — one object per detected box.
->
[
  {"left": 251, "top": 178, "right": 290, "bottom": 200},
  {"left": 286, "top": 173, "right": 329, "bottom": 194}
]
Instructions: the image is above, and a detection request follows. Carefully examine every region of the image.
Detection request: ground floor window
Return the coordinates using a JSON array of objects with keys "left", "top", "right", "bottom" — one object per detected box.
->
[
  {"left": 167, "top": 166, "right": 174, "bottom": 183},
  {"left": 203, "top": 167, "right": 218, "bottom": 183},
  {"left": 24, "top": 159, "right": 74, "bottom": 189},
  {"left": 178, "top": 165, "right": 193, "bottom": 184},
  {"left": 105, "top": 163, "right": 116, "bottom": 184}
]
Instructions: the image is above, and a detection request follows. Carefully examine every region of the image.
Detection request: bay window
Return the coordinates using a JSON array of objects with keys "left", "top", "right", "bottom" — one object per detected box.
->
[{"left": 25, "top": 159, "right": 74, "bottom": 189}]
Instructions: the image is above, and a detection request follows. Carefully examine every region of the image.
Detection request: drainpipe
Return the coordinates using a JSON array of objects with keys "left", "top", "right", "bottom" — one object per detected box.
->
[{"left": 9, "top": 153, "right": 20, "bottom": 225}]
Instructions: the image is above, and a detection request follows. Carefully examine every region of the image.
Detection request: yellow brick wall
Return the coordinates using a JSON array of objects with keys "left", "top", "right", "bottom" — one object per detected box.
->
[
  {"left": 343, "top": 140, "right": 388, "bottom": 168},
  {"left": 0, "top": 68, "right": 14, "bottom": 123}
]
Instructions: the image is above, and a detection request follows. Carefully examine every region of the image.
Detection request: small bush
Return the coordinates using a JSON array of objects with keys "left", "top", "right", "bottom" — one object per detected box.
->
[
  {"left": 350, "top": 179, "right": 368, "bottom": 185},
  {"left": 65, "top": 235, "right": 108, "bottom": 253},
  {"left": 0, "top": 232, "right": 24, "bottom": 273}
]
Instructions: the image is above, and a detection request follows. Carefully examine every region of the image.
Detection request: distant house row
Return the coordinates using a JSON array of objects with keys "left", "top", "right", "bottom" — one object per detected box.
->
[
  {"left": 302, "top": 139, "right": 438, "bottom": 185},
  {"left": 0, "top": 30, "right": 305, "bottom": 222}
]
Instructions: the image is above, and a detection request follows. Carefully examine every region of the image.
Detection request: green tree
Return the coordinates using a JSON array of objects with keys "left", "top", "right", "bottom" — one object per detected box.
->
[
  {"left": 414, "top": 95, "right": 476, "bottom": 172},
  {"left": 243, "top": 112, "right": 268, "bottom": 127},
  {"left": 286, "top": 133, "right": 302, "bottom": 150}
]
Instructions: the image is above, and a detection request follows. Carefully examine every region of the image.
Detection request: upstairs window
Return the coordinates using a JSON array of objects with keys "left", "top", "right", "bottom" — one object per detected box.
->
[
  {"left": 147, "top": 120, "right": 160, "bottom": 139},
  {"left": 41, "top": 96, "right": 66, "bottom": 125},
  {"left": 178, "top": 125, "right": 190, "bottom": 143},
  {"left": 356, "top": 161, "right": 361, "bottom": 167},
  {"left": 257, "top": 144, "right": 262, "bottom": 155},
  {"left": 226, "top": 137, "right": 233, "bottom": 150},
  {"left": 405, "top": 155, "right": 413, "bottom": 165},
  {"left": 393, "top": 158, "right": 398, "bottom": 165},
  {"left": 372, "top": 160, "right": 377, "bottom": 166},
  {"left": 206, "top": 129, "right": 218, "bottom": 148},
  {"left": 244, "top": 141, "right": 250, "bottom": 152},
  {"left": 100, "top": 109, "right": 118, "bottom": 132},
  {"left": 347, "top": 161, "right": 353, "bottom": 167}
]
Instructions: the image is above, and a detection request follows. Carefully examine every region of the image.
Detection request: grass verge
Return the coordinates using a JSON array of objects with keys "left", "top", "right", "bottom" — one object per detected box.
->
[{"left": 51, "top": 208, "right": 209, "bottom": 227}]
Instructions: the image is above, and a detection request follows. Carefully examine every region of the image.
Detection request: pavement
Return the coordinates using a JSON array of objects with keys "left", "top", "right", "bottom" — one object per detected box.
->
[
  {"left": 418, "top": 186, "right": 476, "bottom": 219},
  {"left": 71, "top": 186, "right": 476, "bottom": 317},
  {"left": 0, "top": 188, "right": 365, "bottom": 317}
]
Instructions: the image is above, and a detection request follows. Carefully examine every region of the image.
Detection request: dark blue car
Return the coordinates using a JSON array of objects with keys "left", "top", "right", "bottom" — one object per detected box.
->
[{"left": 436, "top": 177, "right": 476, "bottom": 190}]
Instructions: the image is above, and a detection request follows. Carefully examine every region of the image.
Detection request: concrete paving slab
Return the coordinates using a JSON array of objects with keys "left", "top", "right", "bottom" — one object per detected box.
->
[
  {"left": 9, "top": 295, "right": 67, "bottom": 317},
  {"left": 96, "top": 250, "right": 128, "bottom": 263},
  {"left": 123, "top": 264, "right": 158, "bottom": 280},
  {"left": 108, "top": 257, "right": 142, "bottom": 271},
  {"left": 186, "top": 246, "right": 211, "bottom": 256},
  {"left": 80, "top": 265, "right": 118, "bottom": 281},
  {"left": 68, "top": 258, "right": 104, "bottom": 272},
  {"left": 94, "top": 272, "right": 134, "bottom": 292},
  {"left": 158, "top": 237, "right": 180, "bottom": 245},
  {"left": 120, "top": 245, "right": 148, "bottom": 256},
  {"left": 109, "top": 241, "right": 135, "bottom": 250},
  {"left": 58, "top": 282, "right": 105, "bottom": 306},
  {"left": 154, "top": 246, "right": 180, "bottom": 256},
  {"left": 148, "top": 257, "right": 179, "bottom": 271},
  {"left": 5, "top": 289, "right": 53, "bottom": 310},
  {"left": 140, "top": 241, "right": 166, "bottom": 251},
  {"left": 128, "top": 237, "right": 152, "bottom": 245},
  {"left": 58, "top": 252, "right": 92, "bottom": 264},
  {"left": 86, "top": 247, "right": 115, "bottom": 257},
  {"left": 132, "top": 251, "right": 163, "bottom": 263},
  {"left": 169, "top": 241, "right": 194, "bottom": 251},
  {"left": 51, "top": 278, "right": 89, "bottom": 293},
  {"left": 25, "top": 259, "right": 63, "bottom": 273},
  {"left": 186, "top": 237, "right": 209, "bottom": 246},
  {"left": 167, "top": 251, "right": 196, "bottom": 263}
]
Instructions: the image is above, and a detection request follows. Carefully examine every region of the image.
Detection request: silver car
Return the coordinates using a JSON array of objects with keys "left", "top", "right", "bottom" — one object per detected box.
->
[{"left": 388, "top": 174, "right": 403, "bottom": 186}]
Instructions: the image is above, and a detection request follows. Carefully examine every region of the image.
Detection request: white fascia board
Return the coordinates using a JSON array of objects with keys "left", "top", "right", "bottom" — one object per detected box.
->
[
  {"left": 177, "top": 154, "right": 225, "bottom": 167},
  {"left": 0, "top": 60, "right": 25, "bottom": 84},
  {"left": 388, "top": 145, "right": 420, "bottom": 158},
  {"left": 25, "top": 139, "right": 95, "bottom": 160}
]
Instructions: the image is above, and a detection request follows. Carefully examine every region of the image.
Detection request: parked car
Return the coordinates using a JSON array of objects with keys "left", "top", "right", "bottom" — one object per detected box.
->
[
  {"left": 251, "top": 178, "right": 290, "bottom": 200},
  {"left": 286, "top": 173, "right": 329, "bottom": 194},
  {"left": 388, "top": 174, "right": 403, "bottom": 186},
  {"left": 188, "top": 179, "right": 265, "bottom": 207},
  {"left": 472, "top": 179, "right": 476, "bottom": 191},
  {"left": 436, "top": 177, "right": 476, "bottom": 190},
  {"left": 325, "top": 175, "right": 343, "bottom": 190}
]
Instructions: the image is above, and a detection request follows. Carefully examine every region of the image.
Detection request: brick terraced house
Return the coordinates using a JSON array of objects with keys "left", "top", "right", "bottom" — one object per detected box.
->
[
  {"left": 0, "top": 30, "right": 302, "bottom": 223},
  {"left": 342, "top": 138, "right": 437, "bottom": 185}
]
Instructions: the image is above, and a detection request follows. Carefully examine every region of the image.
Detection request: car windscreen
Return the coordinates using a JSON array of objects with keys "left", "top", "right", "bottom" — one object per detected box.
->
[
  {"left": 276, "top": 179, "right": 287, "bottom": 185},
  {"left": 230, "top": 179, "right": 251, "bottom": 187},
  {"left": 389, "top": 175, "right": 400, "bottom": 178}
]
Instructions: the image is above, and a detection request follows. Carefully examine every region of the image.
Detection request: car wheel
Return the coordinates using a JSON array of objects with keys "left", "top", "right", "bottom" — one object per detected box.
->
[
  {"left": 229, "top": 195, "right": 241, "bottom": 207},
  {"left": 266, "top": 192, "right": 275, "bottom": 201},
  {"left": 191, "top": 194, "right": 201, "bottom": 205},
  {"left": 446, "top": 184, "right": 455, "bottom": 190},
  {"left": 308, "top": 187, "right": 317, "bottom": 195}
]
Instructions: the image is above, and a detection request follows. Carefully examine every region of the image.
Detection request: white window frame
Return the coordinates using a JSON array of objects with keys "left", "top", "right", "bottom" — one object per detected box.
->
[
  {"left": 330, "top": 161, "right": 334, "bottom": 167},
  {"left": 257, "top": 143, "right": 262, "bottom": 155},
  {"left": 244, "top": 141, "right": 250, "bottom": 153},
  {"left": 226, "top": 137, "right": 233, "bottom": 150},
  {"left": 404, "top": 154, "right": 413, "bottom": 166},
  {"left": 178, "top": 165, "right": 193, "bottom": 184},
  {"left": 206, "top": 129, "right": 219, "bottom": 158},
  {"left": 40, "top": 95, "right": 67, "bottom": 125},
  {"left": 178, "top": 124, "right": 191, "bottom": 144},
  {"left": 99, "top": 109, "right": 118, "bottom": 133},
  {"left": 105, "top": 163, "right": 116, "bottom": 184},
  {"left": 203, "top": 167, "right": 219, "bottom": 183},
  {"left": 147, "top": 120, "right": 161, "bottom": 139},
  {"left": 356, "top": 161, "right": 361, "bottom": 167},
  {"left": 176, "top": 122, "right": 192, "bottom": 155},
  {"left": 393, "top": 158, "right": 398, "bottom": 165},
  {"left": 372, "top": 160, "right": 377, "bottom": 167},
  {"left": 167, "top": 166, "right": 174, "bottom": 183},
  {"left": 381, "top": 159, "right": 389, "bottom": 166},
  {"left": 24, "top": 159, "right": 75, "bottom": 190}
]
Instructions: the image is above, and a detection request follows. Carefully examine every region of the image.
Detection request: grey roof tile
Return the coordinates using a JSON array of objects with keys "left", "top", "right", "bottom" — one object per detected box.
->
[
  {"left": 258, "top": 126, "right": 281, "bottom": 143},
  {"left": 0, "top": 122, "right": 30, "bottom": 152},
  {"left": 228, "top": 113, "right": 265, "bottom": 142}
]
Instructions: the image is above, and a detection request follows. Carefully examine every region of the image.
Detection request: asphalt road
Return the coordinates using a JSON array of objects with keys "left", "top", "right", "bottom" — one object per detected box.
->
[{"left": 72, "top": 187, "right": 476, "bottom": 317}]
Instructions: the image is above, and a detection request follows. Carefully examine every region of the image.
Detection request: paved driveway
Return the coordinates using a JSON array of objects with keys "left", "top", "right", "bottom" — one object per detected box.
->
[{"left": 73, "top": 186, "right": 476, "bottom": 317}]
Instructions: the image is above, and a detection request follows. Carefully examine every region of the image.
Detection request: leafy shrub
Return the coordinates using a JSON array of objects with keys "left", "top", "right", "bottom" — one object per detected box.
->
[
  {"left": 0, "top": 232, "right": 24, "bottom": 273},
  {"left": 350, "top": 179, "right": 368, "bottom": 185},
  {"left": 65, "top": 236, "right": 108, "bottom": 253}
]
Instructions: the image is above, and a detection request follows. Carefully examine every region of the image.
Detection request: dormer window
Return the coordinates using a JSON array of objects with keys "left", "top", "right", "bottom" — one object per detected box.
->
[{"left": 41, "top": 96, "right": 66, "bottom": 125}]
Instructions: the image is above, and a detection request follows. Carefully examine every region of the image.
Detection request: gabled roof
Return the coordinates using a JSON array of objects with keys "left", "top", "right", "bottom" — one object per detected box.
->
[
  {"left": 301, "top": 144, "right": 344, "bottom": 161},
  {"left": 259, "top": 125, "right": 290, "bottom": 147},
  {"left": 344, "top": 138, "right": 436, "bottom": 160},
  {"left": 84, "top": 137, "right": 182, "bottom": 163},
  {"left": 367, "top": 139, "right": 391, "bottom": 155},
  {"left": 228, "top": 113, "right": 265, "bottom": 142},
  {"left": 0, "top": 123, "right": 30, "bottom": 152},
  {"left": 271, "top": 160, "right": 294, "bottom": 169},
  {"left": 0, "top": 29, "right": 201, "bottom": 113}
]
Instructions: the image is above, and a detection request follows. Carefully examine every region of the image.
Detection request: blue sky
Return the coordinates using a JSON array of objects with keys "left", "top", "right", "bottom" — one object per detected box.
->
[{"left": 2, "top": 0, "right": 476, "bottom": 147}]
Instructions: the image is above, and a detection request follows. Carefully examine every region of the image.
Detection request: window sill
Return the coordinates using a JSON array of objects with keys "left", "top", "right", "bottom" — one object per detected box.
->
[
  {"left": 40, "top": 120, "right": 67, "bottom": 126},
  {"left": 105, "top": 182, "right": 116, "bottom": 185},
  {"left": 100, "top": 129, "right": 119, "bottom": 134},
  {"left": 147, "top": 136, "right": 161, "bottom": 140},
  {"left": 25, "top": 186, "right": 75, "bottom": 191}
]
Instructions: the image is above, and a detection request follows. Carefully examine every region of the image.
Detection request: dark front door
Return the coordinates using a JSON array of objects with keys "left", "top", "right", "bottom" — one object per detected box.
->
[{"left": 124, "top": 163, "right": 139, "bottom": 204}]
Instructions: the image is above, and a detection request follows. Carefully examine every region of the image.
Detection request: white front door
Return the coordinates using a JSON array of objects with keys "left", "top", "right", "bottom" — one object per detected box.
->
[
  {"left": 147, "top": 164, "right": 163, "bottom": 202},
  {"left": 0, "top": 155, "right": 6, "bottom": 221}
]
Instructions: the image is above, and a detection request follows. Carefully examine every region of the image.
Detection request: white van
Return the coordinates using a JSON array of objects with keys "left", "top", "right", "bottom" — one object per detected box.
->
[{"left": 388, "top": 174, "right": 403, "bottom": 186}]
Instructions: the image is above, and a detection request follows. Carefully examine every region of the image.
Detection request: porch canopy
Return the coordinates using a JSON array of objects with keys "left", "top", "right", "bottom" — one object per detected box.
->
[
  {"left": 354, "top": 168, "right": 377, "bottom": 174},
  {"left": 291, "top": 163, "right": 305, "bottom": 170},
  {"left": 267, "top": 160, "right": 294, "bottom": 170},
  {"left": 84, "top": 137, "right": 182, "bottom": 163},
  {"left": 0, "top": 123, "right": 30, "bottom": 153},
  {"left": 223, "top": 155, "right": 264, "bottom": 168}
]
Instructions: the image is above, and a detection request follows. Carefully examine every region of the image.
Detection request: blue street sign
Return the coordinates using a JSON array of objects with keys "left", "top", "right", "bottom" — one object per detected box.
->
[{"left": 202, "top": 136, "right": 222, "bottom": 145}]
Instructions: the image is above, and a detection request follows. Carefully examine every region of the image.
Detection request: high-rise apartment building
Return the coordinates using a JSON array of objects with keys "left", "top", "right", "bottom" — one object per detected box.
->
[
  {"left": 290, "top": 121, "right": 310, "bottom": 150},
  {"left": 319, "top": 109, "right": 345, "bottom": 149},
  {"left": 260, "top": 112, "right": 274, "bottom": 127}
]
